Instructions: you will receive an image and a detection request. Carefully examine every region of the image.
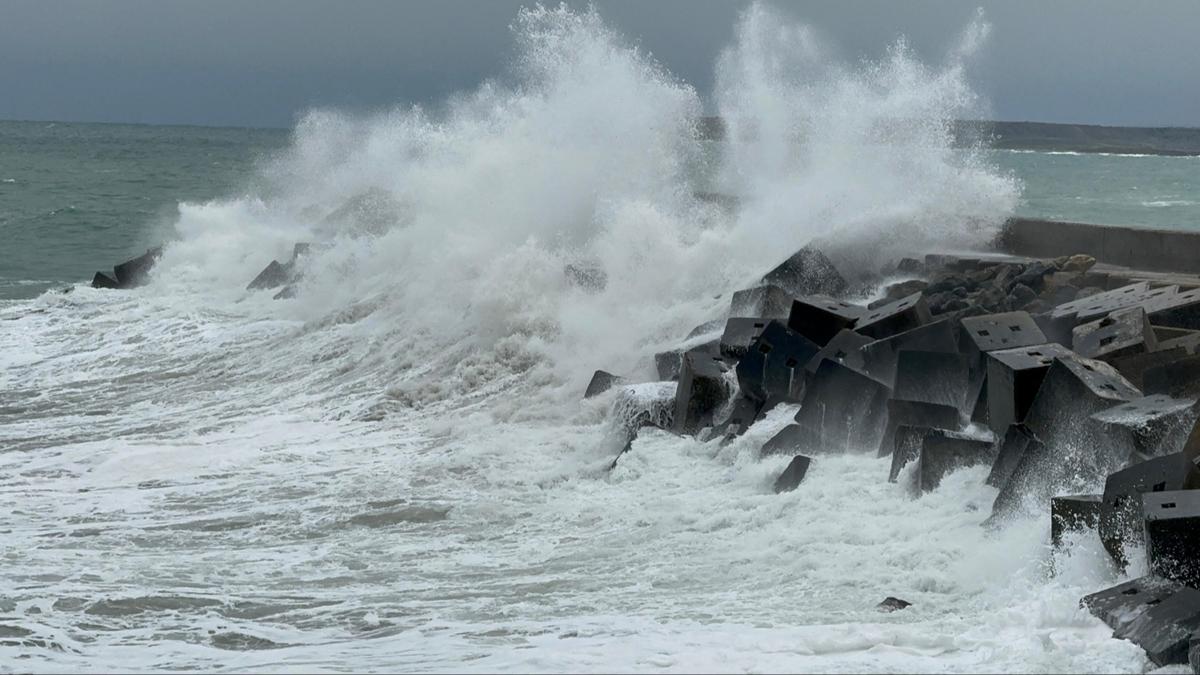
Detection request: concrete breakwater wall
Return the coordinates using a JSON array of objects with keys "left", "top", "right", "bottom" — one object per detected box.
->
[{"left": 996, "top": 218, "right": 1200, "bottom": 274}]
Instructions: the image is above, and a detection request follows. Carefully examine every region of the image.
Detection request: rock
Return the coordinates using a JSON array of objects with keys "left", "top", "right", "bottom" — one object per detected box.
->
[
  {"left": 736, "top": 321, "right": 820, "bottom": 404},
  {"left": 1082, "top": 575, "right": 1185, "bottom": 632},
  {"left": 719, "top": 318, "right": 769, "bottom": 359},
  {"left": 1075, "top": 286, "right": 1105, "bottom": 300},
  {"left": 762, "top": 244, "right": 848, "bottom": 298},
  {"left": 1043, "top": 284, "right": 1078, "bottom": 306},
  {"left": 1143, "top": 490, "right": 1200, "bottom": 588},
  {"left": 1061, "top": 254, "right": 1097, "bottom": 273},
  {"left": 960, "top": 312, "right": 1048, "bottom": 360},
  {"left": 91, "top": 271, "right": 121, "bottom": 289},
  {"left": 1098, "top": 452, "right": 1200, "bottom": 566},
  {"left": 792, "top": 358, "right": 891, "bottom": 454},
  {"left": 916, "top": 429, "right": 996, "bottom": 492},
  {"left": 564, "top": 263, "right": 608, "bottom": 292},
  {"left": 672, "top": 349, "right": 732, "bottom": 435},
  {"left": 1008, "top": 261, "right": 1055, "bottom": 293},
  {"left": 773, "top": 455, "right": 813, "bottom": 493},
  {"left": 112, "top": 246, "right": 163, "bottom": 288},
  {"left": 1114, "top": 586, "right": 1200, "bottom": 666},
  {"left": 1006, "top": 283, "right": 1038, "bottom": 309},
  {"left": 584, "top": 370, "right": 625, "bottom": 398},
  {"left": 805, "top": 328, "right": 872, "bottom": 374},
  {"left": 1072, "top": 307, "right": 1158, "bottom": 361},
  {"left": 272, "top": 285, "right": 297, "bottom": 300},
  {"left": 860, "top": 319, "right": 959, "bottom": 388},
  {"left": 984, "top": 343, "right": 1073, "bottom": 435},
  {"left": 854, "top": 293, "right": 931, "bottom": 340},
  {"left": 1190, "top": 633, "right": 1200, "bottom": 674},
  {"left": 877, "top": 596, "right": 912, "bottom": 612},
  {"left": 985, "top": 423, "right": 1042, "bottom": 489},
  {"left": 925, "top": 272, "right": 971, "bottom": 295},
  {"left": 974, "top": 286, "right": 1010, "bottom": 313},
  {"left": 880, "top": 279, "right": 929, "bottom": 303},
  {"left": 896, "top": 258, "right": 924, "bottom": 274},
  {"left": 247, "top": 260, "right": 293, "bottom": 291},
  {"left": 1050, "top": 494, "right": 1102, "bottom": 548},
  {"left": 787, "top": 296, "right": 865, "bottom": 346}
]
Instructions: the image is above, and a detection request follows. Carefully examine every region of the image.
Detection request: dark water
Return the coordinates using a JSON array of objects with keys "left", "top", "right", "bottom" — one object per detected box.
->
[{"left": 0, "top": 120, "right": 287, "bottom": 298}]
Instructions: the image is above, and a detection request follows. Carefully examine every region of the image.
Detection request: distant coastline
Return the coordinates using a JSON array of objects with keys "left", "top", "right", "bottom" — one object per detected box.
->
[{"left": 697, "top": 117, "right": 1200, "bottom": 157}]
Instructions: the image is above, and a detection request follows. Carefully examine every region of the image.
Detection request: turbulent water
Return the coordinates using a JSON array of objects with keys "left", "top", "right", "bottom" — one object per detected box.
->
[{"left": 1, "top": 4, "right": 1194, "bottom": 672}]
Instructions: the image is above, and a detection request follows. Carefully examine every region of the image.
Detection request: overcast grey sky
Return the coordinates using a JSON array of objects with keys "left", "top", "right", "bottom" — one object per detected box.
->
[{"left": 2, "top": 0, "right": 1198, "bottom": 129}]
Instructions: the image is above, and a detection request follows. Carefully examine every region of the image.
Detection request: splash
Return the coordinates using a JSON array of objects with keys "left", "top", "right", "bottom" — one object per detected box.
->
[{"left": 153, "top": 2, "right": 1020, "bottom": 412}]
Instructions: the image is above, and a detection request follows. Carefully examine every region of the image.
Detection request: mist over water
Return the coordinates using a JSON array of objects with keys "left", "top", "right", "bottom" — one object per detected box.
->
[{"left": 1, "top": 4, "right": 1148, "bottom": 673}]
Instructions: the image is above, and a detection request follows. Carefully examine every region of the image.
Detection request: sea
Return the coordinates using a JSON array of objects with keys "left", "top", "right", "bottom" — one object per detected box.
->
[{"left": 2, "top": 5, "right": 1198, "bottom": 673}]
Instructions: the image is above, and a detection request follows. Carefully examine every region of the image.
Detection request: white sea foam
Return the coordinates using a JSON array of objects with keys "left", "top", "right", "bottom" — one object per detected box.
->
[{"left": 0, "top": 4, "right": 1150, "bottom": 673}]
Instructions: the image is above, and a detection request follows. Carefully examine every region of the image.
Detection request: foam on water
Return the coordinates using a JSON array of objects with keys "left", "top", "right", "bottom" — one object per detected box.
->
[{"left": 0, "top": 3, "right": 1151, "bottom": 672}]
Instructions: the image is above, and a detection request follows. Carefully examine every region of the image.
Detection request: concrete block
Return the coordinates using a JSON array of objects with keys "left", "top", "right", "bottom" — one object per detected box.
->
[
  {"left": 985, "top": 423, "right": 1042, "bottom": 489},
  {"left": 860, "top": 319, "right": 959, "bottom": 388},
  {"left": 1143, "top": 490, "right": 1200, "bottom": 588},
  {"left": 805, "top": 328, "right": 871, "bottom": 374},
  {"left": 710, "top": 396, "right": 765, "bottom": 441},
  {"left": 112, "top": 246, "right": 163, "bottom": 288},
  {"left": 1149, "top": 287, "right": 1200, "bottom": 330},
  {"left": 672, "top": 349, "right": 731, "bottom": 435},
  {"left": 247, "top": 259, "right": 292, "bottom": 291},
  {"left": 893, "top": 350, "right": 970, "bottom": 411},
  {"left": 889, "top": 425, "right": 934, "bottom": 482},
  {"left": 854, "top": 293, "right": 931, "bottom": 340},
  {"left": 762, "top": 244, "right": 848, "bottom": 298},
  {"left": 917, "top": 429, "right": 997, "bottom": 492},
  {"left": 877, "top": 399, "right": 959, "bottom": 459},
  {"left": 1051, "top": 494, "right": 1102, "bottom": 548},
  {"left": 1112, "top": 347, "right": 1190, "bottom": 390},
  {"left": 1050, "top": 281, "right": 1153, "bottom": 322},
  {"left": 735, "top": 321, "right": 820, "bottom": 404},
  {"left": 719, "top": 318, "right": 769, "bottom": 359},
  {"left": 984, "top": 343, "right": 1073, "bottom": 434},
  {"left": 1072, "top": 307, "right": 1158, "bottom": 361},
  {"left": 1144, "top": 354, "right": 1200, "bottom": 398},
  {"left": 655, "top": 338, "right": 719, "bottom": 381},
  {"left": 730, "top": 284, "right": 794, "bottom": 319},
  {"left": 1114, "top": 586, "right": 1200, "bottom": 666},
  {"left": 792, "top": 359, "right": 891, "bottom": 454},
  {"left": 1099, "top": 452, "right": 1200, "bottom": 565},
  {"left": 584, "top": 370, "right": 625, "bottom": 398},
  {"left": 787, "top": 296, "right": 865, "bottom": 346},
  {"left": 1082, "top": 575, "right": 1186, "bottom": 632},
  {"left": 960, "top": 311, "right": 1047, "bottom": 358},
  {"left": 1091, "top": 395, "right": 1198, "bottom": 463},
  {"left": 773, "top": 455, "right": 813, "bottom": 493},
  {"left": 761, "top": 424, "right": 805, "bottom": 457},
  {"left": 91, "top": 271, "right": 120, "bottom": 289}
]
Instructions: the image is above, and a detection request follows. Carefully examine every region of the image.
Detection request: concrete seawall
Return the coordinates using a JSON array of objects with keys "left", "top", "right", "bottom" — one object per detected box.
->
[{"left": 995, "top": 218, "right": 1200, "bottom": 274}]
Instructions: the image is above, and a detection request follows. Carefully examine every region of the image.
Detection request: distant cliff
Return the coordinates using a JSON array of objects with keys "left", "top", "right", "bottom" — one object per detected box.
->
[{"left": 697, "top": 117, "right": 1200, "bottom": 156}]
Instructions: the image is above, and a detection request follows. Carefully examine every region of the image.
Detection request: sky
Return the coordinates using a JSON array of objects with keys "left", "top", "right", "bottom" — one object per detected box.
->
[{"left": 2, "top": 0, "right": 1198, "bottom": 129}]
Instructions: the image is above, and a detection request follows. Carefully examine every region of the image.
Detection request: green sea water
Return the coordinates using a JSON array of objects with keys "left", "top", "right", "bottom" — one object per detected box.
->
[{"left": 1, "top": 119, "right": 1197, "bottom": 299}]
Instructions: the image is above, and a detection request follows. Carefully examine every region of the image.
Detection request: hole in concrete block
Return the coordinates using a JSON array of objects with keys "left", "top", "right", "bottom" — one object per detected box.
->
[
  {"left": 1153, "top": 481, "right": 1167, "bottom": 492},
  {"left": 1009, "top": 325, "right": 1021, "bottom": 332},
  {"left": 979, "top": 329, "right": 991, "bottom": 336},
  {"left": 1121, "top": 588, "right": 1140, "bottom": 596},
  {"left": 759, "top": 342, "right": 773, "bottom": 354},
  {"left": 785, "top": 357, "right": 799, "bottom": 368},
  {"left": 1162, "top": 502, "right": 1177, "bottom": 509},
  {"left": 1100, "top": 335, "right": 1117, "bottom": 346}
]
